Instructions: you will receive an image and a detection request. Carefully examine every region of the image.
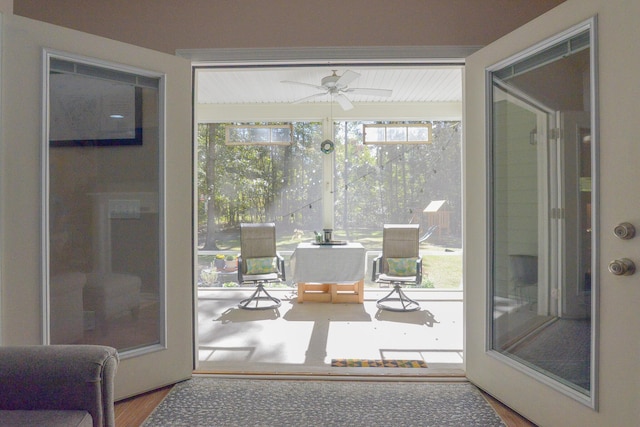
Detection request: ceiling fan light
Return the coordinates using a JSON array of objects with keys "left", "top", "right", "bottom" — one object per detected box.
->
[{"left": 321, "top": 74, "right": 340, "bottom": 88}]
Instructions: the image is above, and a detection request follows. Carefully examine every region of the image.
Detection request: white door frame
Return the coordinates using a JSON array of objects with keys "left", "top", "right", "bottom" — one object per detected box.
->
[{"left": 185, "top": 48, "right": 469, "bottom": 372}]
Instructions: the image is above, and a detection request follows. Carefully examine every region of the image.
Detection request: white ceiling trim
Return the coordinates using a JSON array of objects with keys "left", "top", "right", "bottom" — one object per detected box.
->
[{"left": 178, "top": 46, "right": 478, "bottom": 65}]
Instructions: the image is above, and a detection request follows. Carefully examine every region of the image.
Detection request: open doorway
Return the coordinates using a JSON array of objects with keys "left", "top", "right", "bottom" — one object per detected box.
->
[{"left": 193, "top": 64, "right": 464, "bottom": 376}]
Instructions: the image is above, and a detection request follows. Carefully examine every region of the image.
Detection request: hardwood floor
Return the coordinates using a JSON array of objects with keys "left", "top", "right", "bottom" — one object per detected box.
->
[
  {"left": 114, "top": 380, "right": 536, "bottom": 427},
  {"left": 482, "top": 391, "right": 538, "bottom": 426},
  {"left": 115, "top": 385, "right": 172, "bottom": 427}
]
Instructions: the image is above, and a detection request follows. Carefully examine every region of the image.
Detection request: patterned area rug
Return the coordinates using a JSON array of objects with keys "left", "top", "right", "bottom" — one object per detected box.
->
[
  {"left": 331, "top": 358, "right": 427, "bottom": 368},
  {"left": 142, "top": 377, "right": 505, "bottom": 427}
]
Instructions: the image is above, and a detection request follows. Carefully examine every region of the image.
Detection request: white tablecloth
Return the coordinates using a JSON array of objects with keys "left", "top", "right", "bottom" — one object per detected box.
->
[{"left": 290, "top": 242, "right": 366, "bottom": 283}]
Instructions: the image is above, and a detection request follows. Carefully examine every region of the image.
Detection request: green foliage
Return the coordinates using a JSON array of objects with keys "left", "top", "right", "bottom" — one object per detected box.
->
[
  {"left": 198, "top": 121, "right": 324, "bottom": 248},
  {"left": 417, "top": 279, "right": 435, "bottom": 289},
  {"left": 198, "top": 120, "right": 461, "bottom": 250},
  {"left": 222, "top": 282, "right": 239, "bottom": 288},
  {"left": 200, "top": 269, "right": 218, "bottom": 286},
  {"left": 332, "top": 121, "right": 461, "bottom": 230}
]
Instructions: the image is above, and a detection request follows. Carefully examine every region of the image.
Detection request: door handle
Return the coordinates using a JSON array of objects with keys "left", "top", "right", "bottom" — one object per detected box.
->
[
  {"left": 608, "top": 258, "right": 636, "bottom": 276},
  {"left": 614, "top": 222, "right": 636, "bottom": 240}
]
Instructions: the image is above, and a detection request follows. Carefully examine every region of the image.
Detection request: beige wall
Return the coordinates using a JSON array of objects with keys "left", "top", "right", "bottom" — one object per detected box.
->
[
  {"left": 14, "top": 0, "right": 564, "bottom": 54},
  {"left": 0, "top": 0, "right": 11, "bottom": 14}
]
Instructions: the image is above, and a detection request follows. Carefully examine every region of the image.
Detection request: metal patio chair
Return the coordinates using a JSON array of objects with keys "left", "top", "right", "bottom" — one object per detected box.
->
[
  {"left": 237, "top": 223, "right": 285, "bottom": 310},
  {"left": 372, "top": 224, "right": 422, "bottom": 312}
]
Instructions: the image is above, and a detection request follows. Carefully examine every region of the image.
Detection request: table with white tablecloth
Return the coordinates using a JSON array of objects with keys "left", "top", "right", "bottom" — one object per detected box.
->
[{"left": 290, "top": 242, "right": 366, "bottom": 303}]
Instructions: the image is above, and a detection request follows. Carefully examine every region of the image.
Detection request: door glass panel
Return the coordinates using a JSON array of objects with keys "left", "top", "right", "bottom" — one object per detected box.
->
[
  {"left": 46, "top": 54, "right": 163, "bottom": 354},
  {"left": 488, "top": 21, "right": 596, "bottom": 401}
]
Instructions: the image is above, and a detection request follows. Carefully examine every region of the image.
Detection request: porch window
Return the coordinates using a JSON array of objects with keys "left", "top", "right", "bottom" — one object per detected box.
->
[{"left": 197, "top": 119, "right": 461, "bottom": 290}]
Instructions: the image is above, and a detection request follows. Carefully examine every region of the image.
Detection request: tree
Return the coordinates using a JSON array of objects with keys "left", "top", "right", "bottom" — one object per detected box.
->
[
  {"left": 198, "top": 120, "right": 461, "bottom": 246},
  {"left": 198, "top": 121, "right": 324, "bottom": 243}
]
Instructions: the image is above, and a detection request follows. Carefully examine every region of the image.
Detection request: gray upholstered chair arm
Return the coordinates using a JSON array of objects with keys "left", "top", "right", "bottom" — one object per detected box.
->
[{"left": 0, "top": 345, "right": 119, "bottom": 427}]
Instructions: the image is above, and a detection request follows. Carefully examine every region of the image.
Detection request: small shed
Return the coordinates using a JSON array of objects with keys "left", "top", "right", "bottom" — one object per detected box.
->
[{"left": 423, "top": 200, "right": 451, "bottom": 236}]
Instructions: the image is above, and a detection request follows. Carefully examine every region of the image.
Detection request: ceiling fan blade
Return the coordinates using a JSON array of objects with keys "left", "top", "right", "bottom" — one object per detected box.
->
[
  {"left": 335, "top": 70, "right": 360, "bottom": 87},
  {"left": 292, "top": 92, "right": 326, "bottom": 104},
  {"left": 281, "top": 80, "right": 326, "bottom": 91},
  {"left": 344, "top": 87, "right": 393, "bottom": 97},
  {"left": 334, "top": 94, "right": 354, "bottom": 111}
]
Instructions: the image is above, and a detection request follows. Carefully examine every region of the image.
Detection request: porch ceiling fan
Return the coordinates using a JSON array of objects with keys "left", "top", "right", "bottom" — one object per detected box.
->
[{"left": 281, "top": 70, "right": 392, "bottom": 111}]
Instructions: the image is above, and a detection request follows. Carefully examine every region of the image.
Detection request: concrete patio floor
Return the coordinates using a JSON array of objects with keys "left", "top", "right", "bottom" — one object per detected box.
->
[{"left": 196, "top": 288, "right": 464, "bottom": 378}]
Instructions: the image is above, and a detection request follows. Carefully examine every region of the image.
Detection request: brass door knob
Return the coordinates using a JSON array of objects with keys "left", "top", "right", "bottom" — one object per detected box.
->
[
  {"left": 608, "top": 258, "right": 635, "bottom": 276},
  {"left": 614, "top": 223, "right": 636, "bottom": 240}
]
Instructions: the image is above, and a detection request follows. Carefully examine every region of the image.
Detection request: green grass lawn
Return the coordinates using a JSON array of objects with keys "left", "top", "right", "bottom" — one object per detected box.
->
[
  {"left": 421, "top": 252, "right": 462, "bottom": 289},
  {"left": 198, "top": 229, "right": 462, "bottom": 290}
]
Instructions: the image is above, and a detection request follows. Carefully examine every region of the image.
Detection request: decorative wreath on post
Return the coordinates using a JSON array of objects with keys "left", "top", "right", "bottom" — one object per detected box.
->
[{"left": 320, "top": 139, "right": 335, "bottom": 154}]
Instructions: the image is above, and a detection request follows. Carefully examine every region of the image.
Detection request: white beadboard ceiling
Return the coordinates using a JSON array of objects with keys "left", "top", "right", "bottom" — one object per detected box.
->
[{"left": 196, "top": 66, "right": 462, "bottom": 106}]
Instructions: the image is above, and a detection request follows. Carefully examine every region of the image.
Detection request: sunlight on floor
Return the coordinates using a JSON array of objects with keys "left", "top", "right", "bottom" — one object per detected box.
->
[{"left": 197, "top": 289, "right": 464, "bottom": 376}]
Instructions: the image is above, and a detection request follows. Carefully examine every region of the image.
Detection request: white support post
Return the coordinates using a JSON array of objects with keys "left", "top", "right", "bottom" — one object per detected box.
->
[{"left": 322, "top": 116, "right": 334, "bottom": 231}]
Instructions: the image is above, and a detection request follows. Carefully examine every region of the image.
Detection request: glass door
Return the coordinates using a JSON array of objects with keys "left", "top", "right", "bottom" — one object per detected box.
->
[
  {"left": 488, "top": 26, "right": 594, "bottom": 397},
  {"left": 0, "top": 13, "right": 192, "bottom": 398},
  {"left": 466, "top": 1, "right": 640, "bottom": 425}
]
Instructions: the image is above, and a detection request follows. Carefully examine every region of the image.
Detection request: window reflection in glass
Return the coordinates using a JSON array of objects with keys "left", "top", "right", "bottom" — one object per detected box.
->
[
  {"left": 489, "top": 25, "right": 595, "bottom": 397},
  {"left": 47, "top": 56, "right": 163, "bottom": 353}
]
